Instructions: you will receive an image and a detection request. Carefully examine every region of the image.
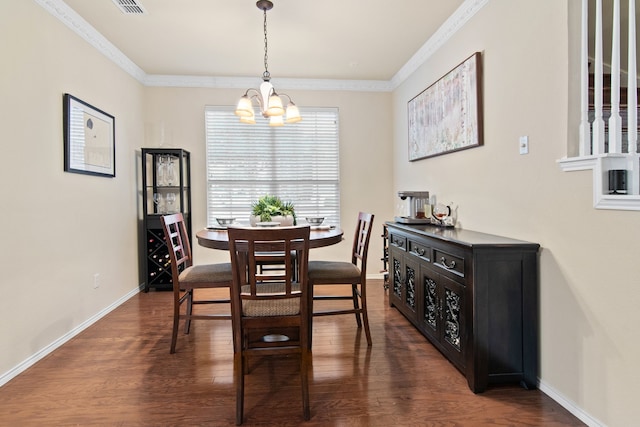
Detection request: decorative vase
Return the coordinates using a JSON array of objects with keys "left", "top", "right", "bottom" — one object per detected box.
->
[{"left": 250, "top": 215, "right": 294, "bottom": 226}]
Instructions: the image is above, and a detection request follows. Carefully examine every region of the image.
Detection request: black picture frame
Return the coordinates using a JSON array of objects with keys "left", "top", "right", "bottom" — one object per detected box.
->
[{"left": 63, "top": 93, "right": 115, "bottom": 177}]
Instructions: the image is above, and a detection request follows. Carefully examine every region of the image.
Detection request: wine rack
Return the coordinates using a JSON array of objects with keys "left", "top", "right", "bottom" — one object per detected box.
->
[
  {"left": 141, "top": 148, "right": 191, "bottom": 291},
  {"left": 146, "top": 229, "right": 172, "bottom": 287}
]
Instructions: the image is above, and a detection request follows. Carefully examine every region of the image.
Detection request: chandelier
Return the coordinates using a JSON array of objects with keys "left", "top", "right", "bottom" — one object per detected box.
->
[{"left": 234, "top": 0, "right": 301, "bottom": 126}]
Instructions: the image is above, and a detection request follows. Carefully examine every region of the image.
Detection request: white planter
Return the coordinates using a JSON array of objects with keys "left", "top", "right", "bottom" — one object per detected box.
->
[{"left": 249, "top": 215, "right": 294, "bottom": 226}]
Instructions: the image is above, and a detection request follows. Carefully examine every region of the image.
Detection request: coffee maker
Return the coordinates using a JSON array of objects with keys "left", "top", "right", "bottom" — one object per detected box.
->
[{"left": 395, "top": 191, "right": 431, "bottom": 224}]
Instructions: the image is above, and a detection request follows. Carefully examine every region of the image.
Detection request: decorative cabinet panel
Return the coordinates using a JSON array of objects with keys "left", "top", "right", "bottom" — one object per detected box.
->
[
  {"left": 141, "top": 148, "right": 191, "bottom": 291},
  {"left": 420, "top": 265, "right": 466, "bottom": 370},
  {"left": 389, "top": 234, "right": 418, "bottom": 323},
  {"left": 386, "top": 222, "right": 539, "bottom": 393}
]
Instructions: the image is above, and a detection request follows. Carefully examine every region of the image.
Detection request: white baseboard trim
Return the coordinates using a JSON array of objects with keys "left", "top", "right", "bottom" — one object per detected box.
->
[
  {"left": 0, "top": 286, "right": 141, "bottom": 388},
  {"left": 538, "top": 379, "right": 604, "bottom": 427},
  {"left": 367, "top": 272, "right": 387, "bottom": 280}
]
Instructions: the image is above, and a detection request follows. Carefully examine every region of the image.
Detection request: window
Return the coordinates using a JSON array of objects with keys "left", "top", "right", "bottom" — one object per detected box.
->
[{"left": 205, "top": 106, "right": 340, "bottom": 226}]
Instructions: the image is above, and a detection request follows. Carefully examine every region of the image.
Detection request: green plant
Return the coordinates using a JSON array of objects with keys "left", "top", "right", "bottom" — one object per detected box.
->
[{"left": 251, "top": 195, "right": 296, "bottom": 223}]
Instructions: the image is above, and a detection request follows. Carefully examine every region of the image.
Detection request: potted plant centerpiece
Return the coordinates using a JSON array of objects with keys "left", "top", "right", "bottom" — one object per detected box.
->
[{"left": 250, "top": 195, "right": 296, "bottom": 226}]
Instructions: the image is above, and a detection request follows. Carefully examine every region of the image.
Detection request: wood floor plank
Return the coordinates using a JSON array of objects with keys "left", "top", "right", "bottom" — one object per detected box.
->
[{"left": 0, "top": 281, "right": 583, "bottom": 426}]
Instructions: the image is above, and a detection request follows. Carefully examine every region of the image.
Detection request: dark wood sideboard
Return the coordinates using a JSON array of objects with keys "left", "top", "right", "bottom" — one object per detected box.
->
[{"left": 385, "top": 222, "right": 540, "bottom": 393}]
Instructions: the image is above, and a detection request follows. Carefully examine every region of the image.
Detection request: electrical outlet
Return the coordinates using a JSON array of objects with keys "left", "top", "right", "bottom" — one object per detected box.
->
[
  {"left": 93, "top": 273, "right": 100, "bottom": 289},
  {"left": 519, "top": 136, "right": 529, "bottom": 154}
]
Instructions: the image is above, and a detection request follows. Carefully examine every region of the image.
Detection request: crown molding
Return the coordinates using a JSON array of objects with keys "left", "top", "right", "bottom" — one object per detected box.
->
[
  {"left": 142, "top": 74, "right": 394, "bottom": 92},
  {"left": 37, "top": 0, "right": 487, "bottom": 92},
  {"left": 35, "top": 0, "right": 146, "bottom": 82},
  {"left": 390, "top": 0, "right": 489, "bottom": 89}
]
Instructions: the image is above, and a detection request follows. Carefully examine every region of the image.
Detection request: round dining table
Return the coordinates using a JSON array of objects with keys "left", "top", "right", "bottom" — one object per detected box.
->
[{"left": 196, "top": 226, "right": 344, "bottom": 250}]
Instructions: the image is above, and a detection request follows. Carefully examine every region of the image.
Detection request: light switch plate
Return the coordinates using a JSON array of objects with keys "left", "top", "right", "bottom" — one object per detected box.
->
[{"left": 519, "top": 136, "right": 529, "bottom": 154}]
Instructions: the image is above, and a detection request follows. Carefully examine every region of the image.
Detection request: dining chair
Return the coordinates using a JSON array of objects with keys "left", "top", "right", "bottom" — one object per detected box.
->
[
  {"left": 227, "top": 225, "right": 311, "bottom": 425},
  {"left": 308, "top": 212, "right": 374, "bottom": 346},
  {"left": 161, "top": 213, "right": 232, "bottom": 354}
]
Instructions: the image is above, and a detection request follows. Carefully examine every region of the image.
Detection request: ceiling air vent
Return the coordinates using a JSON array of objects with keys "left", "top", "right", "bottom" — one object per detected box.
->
[{"left": 111, "top": 0, "right": 148, "bottom": 15}]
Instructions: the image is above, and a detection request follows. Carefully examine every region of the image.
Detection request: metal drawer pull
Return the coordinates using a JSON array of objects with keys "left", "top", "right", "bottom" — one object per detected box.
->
[
  {"left": 440, "top": 257, "right": 456, "bottom": 269},
  {"left": 413, "top": 247, "right": 425, "bottom": 256},
  {"left": 393, "top": 238, "right": 404, "bottom": 247}
]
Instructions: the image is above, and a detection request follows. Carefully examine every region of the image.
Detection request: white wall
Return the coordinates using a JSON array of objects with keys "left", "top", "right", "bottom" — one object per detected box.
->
[
  {"left": 392, "top": 1, "right": 640, "bottom": 425},
  {"left": 0, "top": 0, "right": 144, "bottom": 379}
]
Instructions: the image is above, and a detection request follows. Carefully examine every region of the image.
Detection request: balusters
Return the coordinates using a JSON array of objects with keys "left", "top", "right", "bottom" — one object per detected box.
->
[
  {"left": 628, "top": 0, "right": 638, "bottom": 155},
  {"left": 582, "top": 0, "right": 639, "bottom": 157},
  {"left": 609, "top": 0, "right": 622, "bottom": 153},
  {"left": 593, "top": 0, "right": 606, "bottom": 154},
  {"left": 580, "top": 0, "right": 591, "bottom": 156}
]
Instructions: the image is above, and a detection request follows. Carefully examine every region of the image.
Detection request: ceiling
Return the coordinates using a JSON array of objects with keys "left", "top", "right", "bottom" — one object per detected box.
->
[{"left": 62, "top": 0, "right": 466, "bottom": 82}]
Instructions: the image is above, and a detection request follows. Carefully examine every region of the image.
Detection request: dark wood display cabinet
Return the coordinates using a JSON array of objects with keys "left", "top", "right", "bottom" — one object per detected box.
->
[
  {"left": 386, "top": 221, "right": 540, "bottom": 393},
  {"left": 141, "top": 148, "right": 191, "bottom": 291}
]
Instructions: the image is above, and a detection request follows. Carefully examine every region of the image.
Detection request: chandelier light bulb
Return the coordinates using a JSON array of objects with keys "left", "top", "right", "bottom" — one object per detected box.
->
[
  {"left": 269, "top": 115, "right": 284, "bottom": 126},
  {"left": 285, "top": 103, "right": 302, "bottom": 123},
  {"left": 240, "top": 113, "right": 256, "bottom": 124},
  {"left": 266, "top": 93, "right": 285, "bottom": 116},
  {"left": 234, "top": 95, "right": 254, "bottom": 117}
]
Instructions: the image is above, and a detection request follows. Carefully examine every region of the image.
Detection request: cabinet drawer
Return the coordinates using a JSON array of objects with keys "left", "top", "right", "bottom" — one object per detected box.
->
[
  {"left": 389, "top": 233, "right": 407, "bottom": 251},
  {"left": 408, "top": 239, "right": 430, "bottom": 261},
  {"left": 434, "top": 249, "right": 464, "bottom": 277}
]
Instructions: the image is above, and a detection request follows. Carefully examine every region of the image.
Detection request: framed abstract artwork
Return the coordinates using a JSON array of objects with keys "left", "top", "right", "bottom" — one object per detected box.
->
[
  {"left": 63, "top": 93, "right": 116, "bottom": 177},
  {"left": 408, "top": 52, "right": 483, "bottom": 161}
]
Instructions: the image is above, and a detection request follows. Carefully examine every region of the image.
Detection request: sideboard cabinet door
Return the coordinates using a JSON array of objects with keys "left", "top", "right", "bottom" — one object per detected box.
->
[
  {"left": 388, "top": 234, "right": 419, "bottom": 323},
  {"left": 419, "top": 265, "right": 466, "bottom": 372}
]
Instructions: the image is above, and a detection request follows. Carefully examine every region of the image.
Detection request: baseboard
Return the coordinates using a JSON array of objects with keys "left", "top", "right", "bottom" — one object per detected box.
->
[
  {"left": 538, "top": 379, "right": 604, "bottom": 427},
  {"left": 0, "top": 286, "right": 141, "bottom": 388}
]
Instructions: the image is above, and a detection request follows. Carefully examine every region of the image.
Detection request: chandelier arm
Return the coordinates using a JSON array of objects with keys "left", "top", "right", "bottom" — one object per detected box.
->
[
  {"left": 243, "top": 88, "right": 260, "bottom": 97},
  {"left": 277, "top": 93, "right": 295, "bottom": 105},
  {"left": 242, "top": 88, "right": 265, "bottom": 109},
  {"left": 249, "top": 93, "right": 264, "bottom": 110}
]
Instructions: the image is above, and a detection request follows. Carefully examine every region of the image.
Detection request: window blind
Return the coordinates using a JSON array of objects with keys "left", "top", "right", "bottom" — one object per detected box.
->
[{"left": 204, "top": 106, "right": 340, "bottom": 227}]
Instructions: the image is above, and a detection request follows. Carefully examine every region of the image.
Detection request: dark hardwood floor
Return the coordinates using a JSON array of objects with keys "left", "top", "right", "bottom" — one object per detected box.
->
[{"left": 0, "top": 280, "right": 583, "bottom": 426}]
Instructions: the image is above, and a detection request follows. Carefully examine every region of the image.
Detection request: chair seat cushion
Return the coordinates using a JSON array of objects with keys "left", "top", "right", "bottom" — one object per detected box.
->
[
  {"left": 241, "top": 282, "right": 301, "bottom": 316},
  {"left": 179, "top": 262, "right": 233, "bottom": 286},
  {"left": 308, "top": 261, "right": 361, "bottom": 282}
]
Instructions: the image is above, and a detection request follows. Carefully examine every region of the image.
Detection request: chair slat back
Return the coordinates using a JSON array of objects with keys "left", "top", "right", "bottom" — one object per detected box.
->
[
  {"left": 228, "top": 226, "right": 310, "bottom": 303},
  {"left": 161, "top": 213, "right": 193, "bottom": 283},
  {"left": 351, "top": 212, "right": 375, "bottom": 273}
]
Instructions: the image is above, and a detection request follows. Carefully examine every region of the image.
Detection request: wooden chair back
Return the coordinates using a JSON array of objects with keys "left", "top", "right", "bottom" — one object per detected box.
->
[
  {"left": 162, "top": 213, "right": 193, "bottom": 284},
  {"left": 351, "top": 211, "right": 375, "bottom": 279}
]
